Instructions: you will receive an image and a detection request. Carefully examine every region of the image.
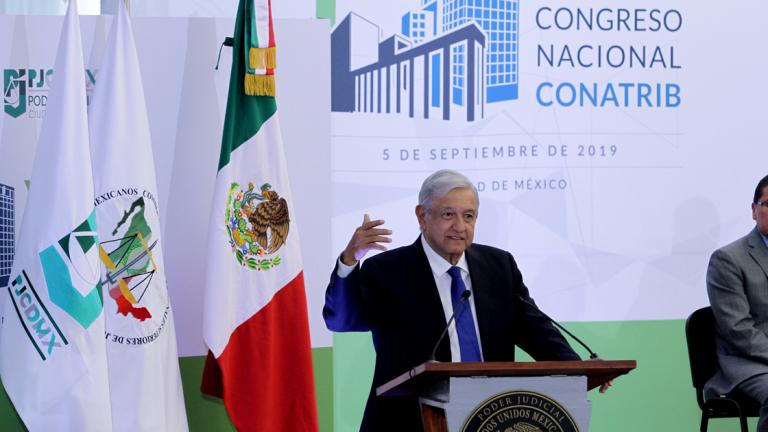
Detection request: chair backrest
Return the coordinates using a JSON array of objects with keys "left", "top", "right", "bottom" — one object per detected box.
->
[{"left": 685, "top": 306, "right": 719, "bottom": 395}]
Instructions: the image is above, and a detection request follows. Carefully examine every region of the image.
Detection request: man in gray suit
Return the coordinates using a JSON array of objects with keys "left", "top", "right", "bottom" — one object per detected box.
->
[{"left": 706, "top": 174, "right": 768, "bottom": 432}]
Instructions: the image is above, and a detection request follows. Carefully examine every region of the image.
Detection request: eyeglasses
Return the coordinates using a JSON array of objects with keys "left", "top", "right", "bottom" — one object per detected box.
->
[{"left": 756, "top": 201, "right": 768, "bottom": 208}]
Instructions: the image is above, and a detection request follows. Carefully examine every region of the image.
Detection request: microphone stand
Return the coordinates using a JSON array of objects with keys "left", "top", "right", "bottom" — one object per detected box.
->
[
  {"left": 517, "top": 295, "right": 599, "bottom": 360},
  {"left": 427, "top": 290, "right": 472, "bottom": 362}
]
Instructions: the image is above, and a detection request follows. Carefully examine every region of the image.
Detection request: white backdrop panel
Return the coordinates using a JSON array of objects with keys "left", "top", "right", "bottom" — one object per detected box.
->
[{"left": 330, "top": 0, "right": 768, "bottom": 322}]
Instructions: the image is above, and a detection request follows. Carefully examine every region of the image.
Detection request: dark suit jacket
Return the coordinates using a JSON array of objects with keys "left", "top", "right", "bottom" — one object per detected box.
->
[
  {"left": 706, "top": 227, "right": 768, "bottom": 396},
  {"left": 323, "top": 237, "right": 580, "bottom": 431}
]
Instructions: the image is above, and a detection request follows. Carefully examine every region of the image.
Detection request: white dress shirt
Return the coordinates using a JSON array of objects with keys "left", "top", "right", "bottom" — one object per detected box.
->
[{"left": 336, "top": 236, "right": 484, "bottom": 361}]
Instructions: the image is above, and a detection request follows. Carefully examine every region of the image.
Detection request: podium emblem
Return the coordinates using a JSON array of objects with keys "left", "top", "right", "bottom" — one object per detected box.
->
[{"left": 461, "top": 390, "right": 579, "bottom": 432}]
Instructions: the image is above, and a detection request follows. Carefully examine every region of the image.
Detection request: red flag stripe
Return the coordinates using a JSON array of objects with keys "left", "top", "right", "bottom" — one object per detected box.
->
[{"left": 201, "top": 272, "right": 318, "bottom": 431}]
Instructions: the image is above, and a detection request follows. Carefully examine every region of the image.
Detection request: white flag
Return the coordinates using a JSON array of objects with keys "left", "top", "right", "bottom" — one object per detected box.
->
[
  {"left": 0, "top": 0, "right": 113, "bottom": 430},
  {"left": 88, "top": 1, "right": 188, "bottom": 431}
]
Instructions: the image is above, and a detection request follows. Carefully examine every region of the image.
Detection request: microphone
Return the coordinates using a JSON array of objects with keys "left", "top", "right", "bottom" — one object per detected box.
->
[
  {"left": 516, "top": 295, "right": 599, "bottom": 360},
  {"left": 428, "top": 290, "right": 472, "bottom": 362}
]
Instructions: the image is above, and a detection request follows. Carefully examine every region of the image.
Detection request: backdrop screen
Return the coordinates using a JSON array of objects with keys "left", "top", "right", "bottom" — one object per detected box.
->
[{"left": 329, "top": 0, "right": 767, "bottom": 322}]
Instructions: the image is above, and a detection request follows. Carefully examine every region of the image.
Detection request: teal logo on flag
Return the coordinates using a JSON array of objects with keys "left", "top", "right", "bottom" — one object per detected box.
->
[
  {"left": 6, "top": 271, "right": 69, "bottom": 361},
  {"left": 39, "top": 210, "right": 104, "bottom": 329}
]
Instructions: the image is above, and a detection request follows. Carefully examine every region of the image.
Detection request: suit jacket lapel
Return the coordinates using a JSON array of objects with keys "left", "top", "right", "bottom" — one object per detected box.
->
[
  {"left": 747, "top": 227, "right": 768, "bottom": 279},
  {"left": 409, "top": 237, "right": 442, "bottom": 307}
]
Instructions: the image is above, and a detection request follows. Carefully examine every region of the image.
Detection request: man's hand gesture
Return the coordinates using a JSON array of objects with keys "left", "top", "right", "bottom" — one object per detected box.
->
[{"left": 341, "top": 214, "right": 392, "bottom": 266}]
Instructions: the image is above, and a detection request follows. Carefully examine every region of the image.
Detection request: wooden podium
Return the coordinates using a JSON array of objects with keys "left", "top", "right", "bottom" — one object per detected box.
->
[{"left": 377, "top": 360, "right": 636, "bottom": 432}]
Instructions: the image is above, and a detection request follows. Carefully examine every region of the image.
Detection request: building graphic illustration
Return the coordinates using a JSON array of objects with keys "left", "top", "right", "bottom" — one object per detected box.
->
[
  {"left": 0, "top": 184, "right": 14, "bottom": 288},
  {"left": 331, "top": 0, "right": 519, "bottom": 122}
]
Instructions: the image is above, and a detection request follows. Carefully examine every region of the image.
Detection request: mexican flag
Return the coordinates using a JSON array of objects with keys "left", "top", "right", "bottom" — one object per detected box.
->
[
  {"left": 88, "top": 1, "right": 188, "bottom": 431},
  {"left": 0, "top": 0, "right": 113, "bottom": 430},
  {"left": 200, "top": 1, "right": 319, "bottom": 431}
]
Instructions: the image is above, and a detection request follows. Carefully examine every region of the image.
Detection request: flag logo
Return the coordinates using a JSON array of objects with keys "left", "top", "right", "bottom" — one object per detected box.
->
[
  {"left": 38, "top": 210, "right": 103, "bottom": 330},
  {"left": 225, "top": 181, "right": 289, "bottom": 271},
  {"left": 96, "top": 192, "right": 170, "bottom": 345},
  {"left": 98, "top": 196, "right": 159, "bottom": 322},
  {"left": 94, "top": 193, "right": 172, "bottom": 347}
]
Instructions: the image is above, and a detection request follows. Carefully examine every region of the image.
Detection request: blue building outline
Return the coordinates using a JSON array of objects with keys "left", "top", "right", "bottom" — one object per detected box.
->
[
  {"left": 331, "top": 0, "right": 519, "bottom": 122},
  {"left": 0, "top": 183, "right": 14, "bottom": 288},
  {"left": 439, "top": 0, "right": 519, "bottom": 103},
  {"left": 333, "top": 13, "right": 485, "bottom": 121}
]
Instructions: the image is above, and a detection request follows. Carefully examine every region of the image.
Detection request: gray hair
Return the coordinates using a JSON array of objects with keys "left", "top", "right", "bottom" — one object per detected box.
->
[{"left": 418, "top": 169, "right": 479, "bottom": 209}]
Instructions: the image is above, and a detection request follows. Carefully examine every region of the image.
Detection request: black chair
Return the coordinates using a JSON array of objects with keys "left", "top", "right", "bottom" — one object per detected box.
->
[{"left": 685, "top": 306, "right": 761, "bottom": 432}]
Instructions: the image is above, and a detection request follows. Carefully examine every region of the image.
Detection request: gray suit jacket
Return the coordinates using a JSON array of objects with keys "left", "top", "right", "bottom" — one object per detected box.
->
[{"left": 705, "top": 227, "right": 768, "bottom": 396}]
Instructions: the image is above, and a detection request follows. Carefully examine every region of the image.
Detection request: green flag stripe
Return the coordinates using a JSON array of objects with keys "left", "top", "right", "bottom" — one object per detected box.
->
[{"left": 218, "top": 0, "right": 277, "bottom": 171}]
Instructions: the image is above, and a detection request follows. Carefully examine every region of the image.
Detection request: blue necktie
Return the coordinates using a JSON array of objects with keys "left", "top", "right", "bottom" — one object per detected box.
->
[{"left": 447, "top": 266, "right": 481, "bottom": 362}]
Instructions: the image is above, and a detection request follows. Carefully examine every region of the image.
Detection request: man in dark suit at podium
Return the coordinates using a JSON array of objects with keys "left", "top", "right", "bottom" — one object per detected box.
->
[
  {"left": 706, "top": 174, "right": 768, "bottom": 432},
  {"left": 323, "top": 169, "right": 581, "bottom": 432}
]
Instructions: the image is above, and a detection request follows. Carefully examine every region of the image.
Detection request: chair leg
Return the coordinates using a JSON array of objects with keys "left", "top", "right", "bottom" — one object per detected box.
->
[
  {"left": 739, "top": 414, "right": 749, "bottom": 432},
  {"left": 730, "top": 402, "right": 749, "bottom": 432},
  {"left": 701, "top": 412, "right": 708, "bottom": 432}
]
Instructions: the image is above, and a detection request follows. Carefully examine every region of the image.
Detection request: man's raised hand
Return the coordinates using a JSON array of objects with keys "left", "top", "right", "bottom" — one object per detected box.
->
[{"left": 341, "top": 214, "right": 392, "bottom": 266}]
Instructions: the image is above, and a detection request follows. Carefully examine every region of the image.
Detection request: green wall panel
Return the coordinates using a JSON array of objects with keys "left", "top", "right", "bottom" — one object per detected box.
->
[
  {"left": 175, "top": 349, "right": 335, "bottom": 432},
  {"left": 0, "top": 347, "right": 333, "bottom": 432},
  {"left": 0, "top": 382, "right": 23, "bottom": 431},
  {"left": 316, "top": 0, "right": 335, "bottom": 23},
  {"left": 179, "top": 355, "right": 236, "bottom": 432}
]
